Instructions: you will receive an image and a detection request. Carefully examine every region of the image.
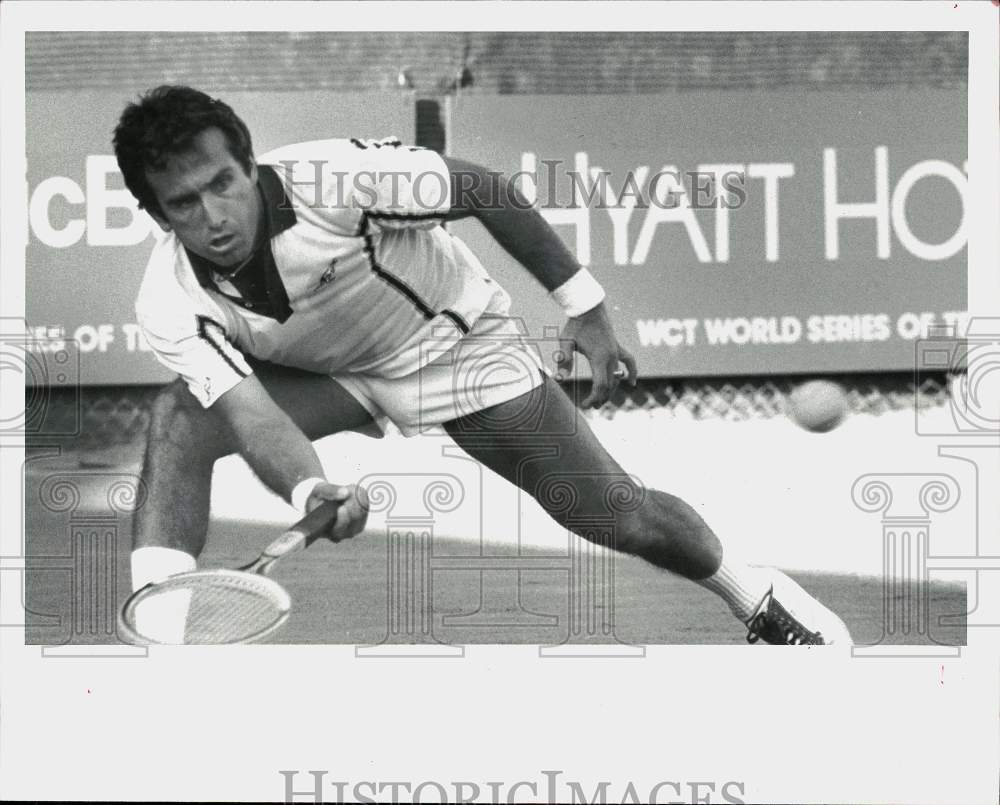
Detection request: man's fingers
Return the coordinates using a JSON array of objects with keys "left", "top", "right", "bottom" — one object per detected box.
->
[
  {"left": 606, "top": 356, "right": 623, "bottom": 399},
  {"left": 312, "top": 482, "right": 351, "bottom": 502},
  {"left": 582, "top": 380, "right": 611, "bottom": 409},
  {"left": 582, "top": 361, "right": 611, "bottom": 409},
  {"left": 620, "top": 349, "right": 639, "bottom": 387},
  {"left": 554, "top": 338, "right": 575, "bottom": 382},
  {"left": 333, "top": 505, "right": 351, "bottom": 538},
  {"left": 306, "top": 484, "right": 368, "bottom": 539},
  {"left": 329, "top": 486, "right": 369, "bottom": 541},
  {"left": 353, "top": 483, "right": 370, "bottom": 514}
]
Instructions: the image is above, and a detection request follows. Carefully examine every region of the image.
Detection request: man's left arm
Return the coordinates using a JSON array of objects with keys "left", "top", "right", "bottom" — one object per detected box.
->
[{"left": 443, "top": 156, "right": 637, "bottom": 408}]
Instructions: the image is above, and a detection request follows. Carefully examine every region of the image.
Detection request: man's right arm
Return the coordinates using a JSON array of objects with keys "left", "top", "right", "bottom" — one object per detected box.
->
[
  {"left": 211, "top": 375, "right": 370, "bottom": 537},
  {"left": 211, "top": 373, "right": 326, "bottom": 505}
]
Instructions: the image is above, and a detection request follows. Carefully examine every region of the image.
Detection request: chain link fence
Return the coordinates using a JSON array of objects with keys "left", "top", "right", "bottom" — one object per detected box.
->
[{"left": 603, "top": 374, "right": 950, "bottom": 420}]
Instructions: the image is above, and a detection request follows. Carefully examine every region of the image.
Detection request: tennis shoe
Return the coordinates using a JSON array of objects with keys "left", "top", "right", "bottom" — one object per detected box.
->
[{"left": 745, "top": 581, "right": 852, "bottom": 646}]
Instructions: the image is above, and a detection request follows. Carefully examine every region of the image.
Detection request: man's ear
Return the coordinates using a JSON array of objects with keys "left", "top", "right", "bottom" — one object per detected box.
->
[{"left": 248, "top": 161, "right": 259, "bottom": 184}]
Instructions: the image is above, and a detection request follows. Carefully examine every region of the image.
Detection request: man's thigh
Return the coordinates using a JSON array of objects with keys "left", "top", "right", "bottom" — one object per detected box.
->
[
  {"left": 444, "top": 375, "right": 641, "bottom": 519},
  {"left": 249, "top": 360, "right": 378, "bottom": 441}
]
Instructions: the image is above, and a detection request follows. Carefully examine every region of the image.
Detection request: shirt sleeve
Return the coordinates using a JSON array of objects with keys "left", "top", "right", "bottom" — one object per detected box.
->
[
  {"left": 135, "top": 249, "right": 253, "bottom": 408},
  {"left": 348, "top": 138, "right": 451, "bottom": 230}
]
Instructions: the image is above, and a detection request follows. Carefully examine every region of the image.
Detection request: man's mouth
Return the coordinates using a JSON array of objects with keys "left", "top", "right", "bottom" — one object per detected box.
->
[{"left": 210, "top": 234, "right": 235, "bottom": 249}]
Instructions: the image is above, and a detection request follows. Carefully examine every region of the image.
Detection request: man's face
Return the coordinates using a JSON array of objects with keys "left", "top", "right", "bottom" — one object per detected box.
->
[{"left": 145, "top": 127, "right": 261, "bottom": 268}]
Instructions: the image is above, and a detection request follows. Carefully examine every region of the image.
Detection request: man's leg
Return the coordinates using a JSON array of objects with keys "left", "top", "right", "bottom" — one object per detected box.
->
[
  {"left": 445, "top": 375, "right": 851, "bottom": 644},
  {"left": 132, "top": 363, "right": 375, "bottom": 570}
]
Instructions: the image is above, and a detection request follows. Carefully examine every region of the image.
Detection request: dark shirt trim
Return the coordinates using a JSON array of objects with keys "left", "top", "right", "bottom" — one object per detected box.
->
[
  {"left": 441, "top": 309, "right": 471, "bottom": 335},
  {"left": 358, "top": 214, "right": 436, "bottom": 321},
  {"left": 350, "top": 137, "right": 403, "bottom": 150},
  {"left": 257, "top": 164, "right": 298, "bottom": 234},
  {"left": 196, "top": 315, "right": 249, "bottom": 379},
  {"left": 367, "top": 209, "right": 447, "bottom": 222}
]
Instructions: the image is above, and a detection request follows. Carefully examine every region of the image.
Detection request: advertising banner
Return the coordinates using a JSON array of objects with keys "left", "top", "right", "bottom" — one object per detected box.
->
[
  {"left": 450, "top": 91, "right": 967, "bottom": 376},
  {"left": 26, "top": 89, "right": 967, "bottom": 383}
]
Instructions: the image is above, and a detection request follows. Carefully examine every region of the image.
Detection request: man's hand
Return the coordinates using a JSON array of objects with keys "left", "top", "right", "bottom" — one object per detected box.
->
[
  {"left": 306, "top": 482, "right": 370, "bottom": 541},
  {"left": 556, "top": 303, "right": 638, "bottom": 408},
  {"left": 438, "top": 157, "right": 638, "bottom": 408}
]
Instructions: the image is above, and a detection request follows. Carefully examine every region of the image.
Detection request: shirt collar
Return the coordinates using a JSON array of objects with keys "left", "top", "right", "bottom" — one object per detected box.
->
[{"left": 257, "top": 163, "right": 297, "bottom": 236}]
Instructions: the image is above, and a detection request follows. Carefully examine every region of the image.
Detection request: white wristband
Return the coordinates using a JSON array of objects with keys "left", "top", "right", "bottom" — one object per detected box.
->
[
  {"left": 291, "top": 477, "right": 326, "bottom": 515},
  {"left": 550, "top": 268, "right": 606, "bottom": 318}
]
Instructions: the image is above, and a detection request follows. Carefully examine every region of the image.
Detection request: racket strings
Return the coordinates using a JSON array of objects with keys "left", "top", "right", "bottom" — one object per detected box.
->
[
  {"left": 184, "top": 583, "right": 285, "bottom": 643},
  {"left": 125, "top": 572, "right": 290, "bottom": 644}
]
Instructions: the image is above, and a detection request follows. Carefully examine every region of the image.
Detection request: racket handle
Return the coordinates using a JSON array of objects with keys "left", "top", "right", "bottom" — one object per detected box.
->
[
  {"left": 263, "top": 499, "right": 343, "bottom": 559},
  {"left": 293, "top": 498, "right": 344, "bottom": 545}
]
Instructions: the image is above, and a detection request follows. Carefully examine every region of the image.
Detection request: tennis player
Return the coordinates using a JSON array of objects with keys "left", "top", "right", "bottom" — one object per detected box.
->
[{"left": 114, "top": 85, "right": 851, "bottom": 645}]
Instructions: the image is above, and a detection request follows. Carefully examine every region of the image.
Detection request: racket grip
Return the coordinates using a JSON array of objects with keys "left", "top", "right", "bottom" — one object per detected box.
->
[
  {"left": 290, "top": 498, "right": 344, "bottom": 545},
  {"left": 263, "top": 499, "right": 343, "bottom": 558}
]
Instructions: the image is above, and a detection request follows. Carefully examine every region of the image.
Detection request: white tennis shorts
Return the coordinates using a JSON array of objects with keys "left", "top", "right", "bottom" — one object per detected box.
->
[{"left": 333, "top": 291, "right": 548, "bottom": 437}]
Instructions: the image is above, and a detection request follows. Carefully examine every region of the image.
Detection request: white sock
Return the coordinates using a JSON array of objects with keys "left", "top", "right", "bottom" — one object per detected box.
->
[
  {"left": 696, "top": 559, "right": 772, "bottom": 623},
  {"left": 130, "top": 547, "right": 196, "bottom": 644},
  {"left": 131, "top": 546, "right": 195, "bottom": 589}
]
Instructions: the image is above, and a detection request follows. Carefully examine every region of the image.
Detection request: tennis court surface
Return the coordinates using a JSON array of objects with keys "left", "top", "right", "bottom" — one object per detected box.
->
[
  {"left": 23, "top": 380, "right": 969, "bottom": 648},
  {"left": 25, "top": 516, "right": 966, "bottom": 648}
]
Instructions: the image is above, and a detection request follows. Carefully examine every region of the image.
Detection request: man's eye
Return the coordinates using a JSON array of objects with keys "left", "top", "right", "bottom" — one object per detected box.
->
[
  {"left": 212, "top": 174, "right": 233, "bottom": 193},
  {"left": 172, "top": 197, "right": 197, "bottom": 211}
]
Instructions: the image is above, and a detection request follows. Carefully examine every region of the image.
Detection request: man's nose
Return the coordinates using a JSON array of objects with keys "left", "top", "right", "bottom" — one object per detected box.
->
[{"left": 203, "top": 196, "right": 227, "bottom": 229}]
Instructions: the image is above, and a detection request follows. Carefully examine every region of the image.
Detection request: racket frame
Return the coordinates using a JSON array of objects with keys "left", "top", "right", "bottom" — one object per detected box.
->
[
  {"left": 117, "top": 499, "right": 343, "bottom": 645},
  {"left": 117, "top": 569, "right": 292, "bottom": 645}
]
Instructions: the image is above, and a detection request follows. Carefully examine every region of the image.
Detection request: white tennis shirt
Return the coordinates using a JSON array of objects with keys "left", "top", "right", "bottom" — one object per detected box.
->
[{"left": 135, "top": 137, "right": 504, "bottom": 407}]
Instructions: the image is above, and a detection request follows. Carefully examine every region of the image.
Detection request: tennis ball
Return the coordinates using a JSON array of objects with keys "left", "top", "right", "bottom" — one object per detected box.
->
[{"left": 788, "top": 379, "right": 849, "bottom": 433}]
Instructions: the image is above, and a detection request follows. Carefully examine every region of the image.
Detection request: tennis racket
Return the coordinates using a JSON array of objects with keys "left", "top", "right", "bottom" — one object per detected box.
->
[{"left": 118, "top": 499, "right": 342, "bottom": 645}]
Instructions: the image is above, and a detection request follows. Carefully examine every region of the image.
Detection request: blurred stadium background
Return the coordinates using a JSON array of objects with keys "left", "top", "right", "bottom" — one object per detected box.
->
[
  {"left": 28, "top": 31, "right": 967, "bottom": 91},
  {"left": 23, "top": 32, "right": 971, "bottom": 646}
]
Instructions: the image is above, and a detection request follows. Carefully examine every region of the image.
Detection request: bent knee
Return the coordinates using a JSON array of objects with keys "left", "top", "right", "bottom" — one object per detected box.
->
[{"left": 147, "top": 380, "right": 232, "bottom": 460}]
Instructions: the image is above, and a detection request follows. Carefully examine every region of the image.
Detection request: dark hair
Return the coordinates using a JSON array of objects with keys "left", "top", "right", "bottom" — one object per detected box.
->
[{"left": 113, "top": 85, "right": 254, "bottom": 217}]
